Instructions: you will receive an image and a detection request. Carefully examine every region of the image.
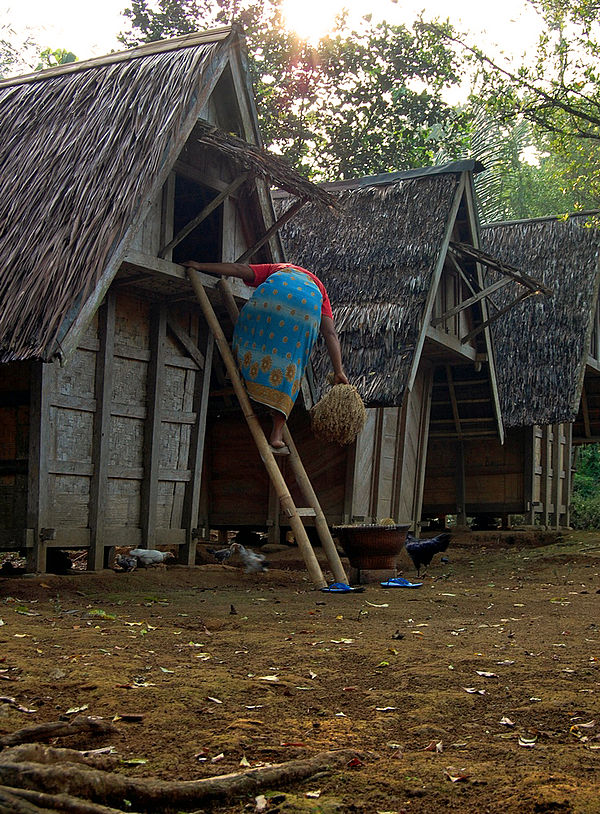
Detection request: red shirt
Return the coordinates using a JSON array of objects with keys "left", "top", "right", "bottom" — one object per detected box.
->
[{"left": 249, "top": 264, "right": 333, "bottom": 320}]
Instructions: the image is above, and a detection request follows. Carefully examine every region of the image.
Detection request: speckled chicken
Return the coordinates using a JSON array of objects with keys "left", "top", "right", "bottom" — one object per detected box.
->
[
  {"left": 405, "top": 532, "right": 451, "bottom": 575},
  {"left": 114, "top": 553, "right": 138, "bottom": 572},
  {"left": 230, "top": 542, "right": 268, "bottom": 573}
]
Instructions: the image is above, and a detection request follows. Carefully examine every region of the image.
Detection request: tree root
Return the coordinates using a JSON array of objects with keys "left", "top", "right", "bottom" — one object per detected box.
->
[
  {"left": 0, "top": 785, "right": 124, "bottom": 814},
  {"left": 0, "top": 748, "right": 357, "bottom": 811},
  {"left": 0, "top": 717, "right": 116, "bottom": 748}
]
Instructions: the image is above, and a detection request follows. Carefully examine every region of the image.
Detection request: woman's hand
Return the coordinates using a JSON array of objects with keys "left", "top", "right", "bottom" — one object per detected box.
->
[{"left": 334, "top": 371, "right": 349, "bottom": 385}]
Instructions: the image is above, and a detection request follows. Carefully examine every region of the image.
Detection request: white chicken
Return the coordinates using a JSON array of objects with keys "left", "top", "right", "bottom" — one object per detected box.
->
[{"left": 129, "top": 548, "right": 176, "bottom": 568}]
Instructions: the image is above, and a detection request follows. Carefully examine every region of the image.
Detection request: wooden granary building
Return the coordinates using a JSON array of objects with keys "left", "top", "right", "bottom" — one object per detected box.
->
[
  {"left": 423, "top": 214, "right": 600, "bottom": 529},
  {"left": 236, "top": 163, "right": 544, "bottom": 537},
  {"left": 0, "top": 28, "right": 337, "bottom": 571}
]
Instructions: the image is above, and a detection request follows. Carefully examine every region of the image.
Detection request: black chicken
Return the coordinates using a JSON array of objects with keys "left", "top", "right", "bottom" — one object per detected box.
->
[{"left": 405, "top": 532, "right": 451, "bottom": 575}]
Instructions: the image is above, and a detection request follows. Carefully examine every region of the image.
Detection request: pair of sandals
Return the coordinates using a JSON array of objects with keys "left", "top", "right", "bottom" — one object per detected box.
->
[{"left": 320, "top": 577, "right": 423, "bottom": 592}]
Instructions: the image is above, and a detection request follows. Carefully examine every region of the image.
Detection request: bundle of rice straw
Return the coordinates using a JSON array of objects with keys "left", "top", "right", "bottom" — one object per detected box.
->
[{"left": 310, "top": 384, "right": 366, "bottom": 445}]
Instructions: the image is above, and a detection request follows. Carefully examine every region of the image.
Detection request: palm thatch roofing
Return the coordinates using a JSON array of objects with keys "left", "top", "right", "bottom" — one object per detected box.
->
[
  {"left": 481, "top": 214, "right": 600, "bottom": 427},
  {"left": 0, "top": 28, "right": 333, "bottom": 363},
  {"left": 278, "top": 163, "right": 474, "bottom": 405}
]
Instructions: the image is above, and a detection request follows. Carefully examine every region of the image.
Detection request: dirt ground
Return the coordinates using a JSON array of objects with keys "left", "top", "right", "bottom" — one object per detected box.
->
[{"left": 0, "top": 531, "right": 599, "bottom": 814}]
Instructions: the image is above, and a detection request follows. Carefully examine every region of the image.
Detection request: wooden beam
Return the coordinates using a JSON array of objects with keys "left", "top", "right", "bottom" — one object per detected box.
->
[
  {"left": 140, "top": 305, "right": 167, "bottom": 548},
  {"left": 447, "top": 251, "right": 479, "bottom": 300},
  {"left": 167, "top": 317, "right": 205, "bottom": 370},
  {"left": 26, "top": 361, "right": 52, "bottom": 572},
  {"left": 88, "top": 291, "right": 116, "bottom": 570},
  {"left": 236, "top": 199, "right": 306, "bottom": 263},
  {"left": 180, "top": 329, "right": 214, "bottom": 565},
  {"left": 431, "top": 277, "right": 512, "bottom": 327},
  {"left": 158, "top": 172, "right": 249, "bottom": 258},
  {"left": 460, "top": 289, "right": 534, "bottom": 345},
  {"left": 407, "top": 175, "right": 466, "bottom": 393},
  {"left": 445, "top": 364, "right": 463, "bottom": 440},
  {"left": 582, "top": 384, "right": 592, "bottom": 438}
]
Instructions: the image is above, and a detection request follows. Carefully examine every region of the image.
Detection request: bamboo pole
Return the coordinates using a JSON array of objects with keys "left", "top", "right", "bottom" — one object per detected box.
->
[
  {"left": 187, "top": 270, "right": 327, "bottom": 588},
  {"left": 282, "top": 427, "right": 349, "bottom": 584}
]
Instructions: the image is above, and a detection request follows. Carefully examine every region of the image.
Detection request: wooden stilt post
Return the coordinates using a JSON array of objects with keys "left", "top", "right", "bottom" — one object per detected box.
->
[{"left": 187, "top": 270, "right": 327, "bottom": 588}]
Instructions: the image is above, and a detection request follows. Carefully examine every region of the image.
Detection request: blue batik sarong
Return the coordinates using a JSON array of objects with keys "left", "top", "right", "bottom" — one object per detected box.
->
[{"left": 232, "top": 268, "right": 322, "bottom": 418}]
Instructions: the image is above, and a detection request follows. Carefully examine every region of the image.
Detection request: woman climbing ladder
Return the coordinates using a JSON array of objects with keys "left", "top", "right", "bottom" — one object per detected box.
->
[{"left": 183, "top": 261, "right": 348, "bottom": 452}]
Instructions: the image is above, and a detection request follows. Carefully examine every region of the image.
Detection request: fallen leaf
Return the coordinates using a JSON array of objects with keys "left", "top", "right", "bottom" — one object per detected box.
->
[
  {"left": 518, "top": 734, "right": 538, "bottom": 747},
  {"left": 499, "top": 717, "right": 515, "bottom": 727},
  {"left": 444, "top": 766, "right": 470, "bottom": 782},
  {"left": 366, "top": 602, "right": 389, "bottom": 608},
  {"left": 306, "top": 790, "right": 321, "bottom": 798},
  {"left": 424, "top": 740, "right": 443, "bottom": 752},
  {"left": 207, "top": 696, "right": 223, "bottom": 704},
  {"left": 462, "top": 687, "right": 485, "bottom": 695},
  {"left": 65, "top": 705, "right": 89, "bottom": 715},
  {"left": 240, "top": 755, "right": 251, "bottom": 767},
  {"left": 257, "top": 676, "right": 279, "bottom": 682},
  {"left": 476, "top": 671, "right": 498, "bottom": 678}
]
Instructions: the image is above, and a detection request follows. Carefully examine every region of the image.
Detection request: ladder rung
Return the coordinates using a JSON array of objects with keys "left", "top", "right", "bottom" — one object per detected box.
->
[{"left": 295, "top": 508, "right": 317, "bottom": 517}]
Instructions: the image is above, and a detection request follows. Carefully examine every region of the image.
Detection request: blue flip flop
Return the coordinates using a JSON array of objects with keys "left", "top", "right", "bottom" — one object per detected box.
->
[
  {"left": 320, "top": 582, "right": 365, "bottom": 593},
  {"left": 380, "top": 577, "right": 423, "bottom": 589}
]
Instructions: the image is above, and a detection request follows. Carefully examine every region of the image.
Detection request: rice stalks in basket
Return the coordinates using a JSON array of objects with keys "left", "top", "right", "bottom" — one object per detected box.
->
[{"left": 310, "top": 383, "right": 366, "bottom": 445}]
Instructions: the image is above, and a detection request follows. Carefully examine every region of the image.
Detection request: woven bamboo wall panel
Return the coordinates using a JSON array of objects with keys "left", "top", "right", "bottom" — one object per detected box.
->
[
  {"left": 115, "top": 294, "right": 150, "bottom": 349},
  {"left": 351, "top": 409, "right": 377, "bottom": 519},
  {"left": 376, "top": 407, "right": 401, "bottom": 521},
  {"left": 106, "top": 477, "right": 141, "bottom": 526},
  {"left": 50, "top": 406, "right": 94, "bottom": 463},
  {"left": 108, "top": 416, "right": 144, "bottom": 468},
  {"left": 48, "top": 475, "right": 90, "bottom": 526},
  {"left": 112, "top": 357, "right": 147, "bottom": 405},
  {"left": 129, "top": 191, "right": 162, "bottom": 254}
]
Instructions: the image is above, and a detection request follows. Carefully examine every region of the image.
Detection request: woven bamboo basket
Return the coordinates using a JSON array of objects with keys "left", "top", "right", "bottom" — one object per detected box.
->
[{"left": 333, "top": 524, "right": 410, "bottom": 569}]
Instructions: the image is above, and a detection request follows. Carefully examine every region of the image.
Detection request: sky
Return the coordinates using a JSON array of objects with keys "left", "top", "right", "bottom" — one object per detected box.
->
[{"left": 3, "top": 0, "right": 543, "bottom": 70}]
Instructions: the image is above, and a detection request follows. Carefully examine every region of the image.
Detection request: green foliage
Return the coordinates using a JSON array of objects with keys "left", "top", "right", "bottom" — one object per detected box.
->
[
  {"left": 570, "top": 444, "right": 600, "bottom": 529},
  {"left": 35, "top": 48, "right": 77, "bottom": 71},
  {"left": 420, "top": 2, "right": 600, "bottom": 211},
  {"left": 119, "top": 0, "right": 468, "bottom": 179}
]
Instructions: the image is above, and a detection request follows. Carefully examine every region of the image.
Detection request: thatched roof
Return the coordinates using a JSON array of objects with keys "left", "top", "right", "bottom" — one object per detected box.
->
[
  {"left": 279, "top": 165, "right": 468, "bottom": 404},
  {"left": 481, "top": 215, "right": 600, "bottom": 427},
  {"left": 0, "top": 29, "right": 333, "bottom": 363}
]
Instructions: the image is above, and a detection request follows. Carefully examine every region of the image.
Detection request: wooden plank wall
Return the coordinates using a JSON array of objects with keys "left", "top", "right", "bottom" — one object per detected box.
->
[
  {"left": 0, "top": 362, "right": 31, "bottom": 545},
  {"left": 423, "top": 428, "right": 526, "bottom": 516},
  {"left": 15, "top": 287, "right": 210, "bottom": 568},
  {"left": 423, "top": 422, "right": 572, "bottom": 527}
]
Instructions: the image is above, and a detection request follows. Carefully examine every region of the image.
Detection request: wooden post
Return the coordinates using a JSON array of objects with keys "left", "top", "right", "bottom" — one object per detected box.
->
[
  {"left": 187, "top": 270, "right": 326, "bottom": 588},
  {"left": 523, "top": 427, "right": 536, "bottom": 525},
  {"left": 541, "top": 426, "right": 551, "bottom": 528},
  {"left": 282, "top": 427, "right": 348, "bottom": 584},
  {"left": 564, "top": 423, "right": 573, "bottom": 529},
  {"left": 88, "top": 292, "right": 116, "bottom": 570},
  {"left": 551, "top": 423, "right": 562, "bottom": 530},
  {"left": 26, "top": 361, "right": 52, "bottom": 572},
  {"left": 140, "top": 305, "right": 167, "bottom": 549},
  {"left": 455, "top": 440, "right": 467, "bottom": 527},
  {"left": 180, "top": 328, "right": 214, "bottom": 565}
]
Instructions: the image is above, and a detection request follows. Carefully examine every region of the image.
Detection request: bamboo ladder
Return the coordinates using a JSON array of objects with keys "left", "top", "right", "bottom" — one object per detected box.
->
[{"left": 187, "top": 270, "right": 348, "bottom": 589}]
